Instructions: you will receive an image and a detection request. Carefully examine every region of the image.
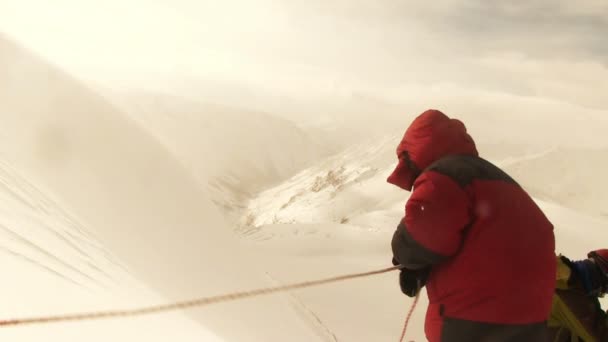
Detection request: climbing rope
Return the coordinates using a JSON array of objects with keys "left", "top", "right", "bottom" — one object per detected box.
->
[
  {"left": 399, "top": 290, "right": 421, "bottom": 342},
  {"left": 0, "top": 265, "right": 405, "bottom": 329}
]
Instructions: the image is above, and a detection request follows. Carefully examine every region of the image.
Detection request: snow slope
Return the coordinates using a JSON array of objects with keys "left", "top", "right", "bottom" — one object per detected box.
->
[
  {"left": 500, "top": 147, "right": 608, "bottom": 218},
  {"left": 0, "top": 33, "right": 327, "bottom": 341},
  {"left": 240, "top": 222, "right": 415, "bottom": 341},
  {"left": 0, "top": 158, "right": 222, "bottom": 342}
]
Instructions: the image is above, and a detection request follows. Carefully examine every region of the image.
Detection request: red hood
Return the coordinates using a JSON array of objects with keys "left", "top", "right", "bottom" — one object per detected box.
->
[
  {"left": 387, "top": 109, "right": 478, "bottom": 191},
  {"left": 588, "top": 249, "right": 608, "bottom": 276}
]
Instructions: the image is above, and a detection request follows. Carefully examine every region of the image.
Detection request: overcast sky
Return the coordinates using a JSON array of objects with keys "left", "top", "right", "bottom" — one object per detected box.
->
[{"left": 1, "top": 0, "right": 606, "bottom": 110}]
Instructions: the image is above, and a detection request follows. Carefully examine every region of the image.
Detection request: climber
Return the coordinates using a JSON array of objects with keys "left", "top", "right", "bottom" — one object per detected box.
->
[
  {"left": 388, "top": 109, "right": 556, "bottom": 341},
  {"left": 548, "top": 249, "right": 608, "bottom": 341}
]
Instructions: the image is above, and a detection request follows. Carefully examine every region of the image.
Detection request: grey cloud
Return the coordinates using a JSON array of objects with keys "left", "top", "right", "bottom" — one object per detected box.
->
[
  {"left": 284, "top": 0, "right": 608, "bottom": 63},
  {"left": 418, "top": 1, "right": 608, "bottom": 63}
]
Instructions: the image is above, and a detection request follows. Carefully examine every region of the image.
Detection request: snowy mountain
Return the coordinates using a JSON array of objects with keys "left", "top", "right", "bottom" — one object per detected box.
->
[{"left": 1, "top": 4, "right": 608, "bottom": 340}]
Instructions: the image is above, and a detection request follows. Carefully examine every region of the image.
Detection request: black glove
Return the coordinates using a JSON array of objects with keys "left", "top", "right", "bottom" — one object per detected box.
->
[{"left": 398, "top": 267, "right": 430, "bottom": 297}]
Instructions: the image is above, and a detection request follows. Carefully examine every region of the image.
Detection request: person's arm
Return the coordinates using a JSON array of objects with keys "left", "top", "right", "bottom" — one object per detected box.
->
[{"left": 391, "top": 171, "right": 472, "bottom": 270}]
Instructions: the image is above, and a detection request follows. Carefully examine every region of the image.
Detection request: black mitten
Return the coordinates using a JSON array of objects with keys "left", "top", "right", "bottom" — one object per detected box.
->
[{"left": 399, "top": 268, "right": 430, "bottom": 297}]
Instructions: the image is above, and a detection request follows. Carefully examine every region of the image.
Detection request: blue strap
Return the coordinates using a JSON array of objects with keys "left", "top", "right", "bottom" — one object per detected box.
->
[{"left": 572, "top": 260, "right": 594, "bottom": 295}]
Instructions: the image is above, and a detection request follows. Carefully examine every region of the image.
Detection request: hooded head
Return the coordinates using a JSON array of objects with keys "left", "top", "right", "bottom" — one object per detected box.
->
[
  {"left": 588, "top": 249, "right": 608, "bottom": 277},
  {"left": 577, "top": 249, "right": 608, "bottom": 296},
  {"left": 387, "top": 109, "right": 478, "bottom": 191}
]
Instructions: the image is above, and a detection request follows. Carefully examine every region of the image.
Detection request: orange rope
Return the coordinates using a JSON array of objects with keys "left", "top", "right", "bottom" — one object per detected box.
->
[
  {"left": 398, "top": 290, "right": 421, "bottom": 342},
  {"left": 0, "top": 265, "right": 402, "bottom": 327}
]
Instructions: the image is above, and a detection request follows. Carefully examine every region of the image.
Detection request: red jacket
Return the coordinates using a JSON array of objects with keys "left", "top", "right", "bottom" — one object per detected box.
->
[{"left": 389, "top": 110, "right": 556, "bottom": 341}]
